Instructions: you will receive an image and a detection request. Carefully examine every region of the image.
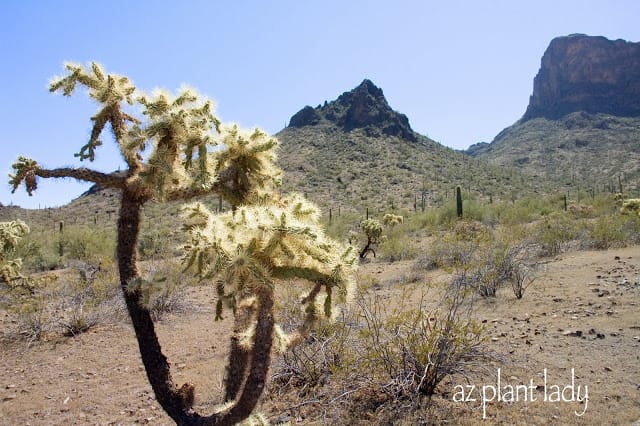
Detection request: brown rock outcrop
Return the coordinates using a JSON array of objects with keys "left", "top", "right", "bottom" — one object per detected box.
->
[{"left": 522, "top": 34, "right": 640, "bottom": 121}]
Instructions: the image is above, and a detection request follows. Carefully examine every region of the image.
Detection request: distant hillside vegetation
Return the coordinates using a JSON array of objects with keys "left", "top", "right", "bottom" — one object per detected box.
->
[
  {"left": 278, "top": 80, "right": 553, "bottom": 214},
  {"left": 469, "top": 112, "right": 640, "bottom": 194}
]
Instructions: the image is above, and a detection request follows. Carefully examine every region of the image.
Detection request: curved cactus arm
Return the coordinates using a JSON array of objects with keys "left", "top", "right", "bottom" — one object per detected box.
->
[
  {"left": 49, "top": 62, "right": 140, "bottom": 169},
  {"left": 9, "top": 157, "right": 126, "bottom": 196}
]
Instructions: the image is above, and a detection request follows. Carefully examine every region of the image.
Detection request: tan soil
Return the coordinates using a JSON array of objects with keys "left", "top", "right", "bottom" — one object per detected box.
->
[{"left": 1, "top": 247, "right": 639, "bottom": 425}]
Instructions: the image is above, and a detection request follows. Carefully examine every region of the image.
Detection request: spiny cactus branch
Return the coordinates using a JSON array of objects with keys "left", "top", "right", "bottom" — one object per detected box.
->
[
  {"left": 9, "top": 157, "right": 127, "bottom": 196},
  {"left": 38, "top": 167, "right": 127, "bottom": 187}
]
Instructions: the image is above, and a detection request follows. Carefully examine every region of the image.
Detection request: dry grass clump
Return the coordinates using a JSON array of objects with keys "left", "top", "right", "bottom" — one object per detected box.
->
[{"left": 267, "top": 281, "right": 495, "bottom": 424}]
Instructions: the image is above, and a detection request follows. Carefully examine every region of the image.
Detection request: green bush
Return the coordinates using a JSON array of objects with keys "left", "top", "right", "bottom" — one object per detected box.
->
[
  {"left": 588, "top": 215, "right": 626, "bottom": 249},
  {"left": 138, "top": 227, "right": 172, "bottom": 260},
  {"left": 55, "top": 226, "right": 115, "bottom": 263},
  {"left": 531, "top": 212, "right": 581, "bottom": 256},
  {"left": 16, "top": 226, "right": 115, "bottom": 271},
  {"left": 378, "top": 222, "right": 418, "bottom": 262},
  {"left": 588, "top": 213, "right": 640, "bottom": 248}
]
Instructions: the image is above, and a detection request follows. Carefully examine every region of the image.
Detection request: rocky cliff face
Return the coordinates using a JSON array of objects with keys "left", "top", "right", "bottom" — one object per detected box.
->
[
  {"left": 522, "top": 34, "right": 640, "bottom": 121},
  {"left": 288, "top": 79, "right": 417, "bottom": 141}
]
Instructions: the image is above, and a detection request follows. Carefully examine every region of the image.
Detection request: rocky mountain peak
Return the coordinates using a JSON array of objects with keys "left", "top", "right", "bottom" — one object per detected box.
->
[
  {"left": 522, "top": 34, "right": 640, "bottom": 121},
  {"left": 288, "top": 79, "right": 417, "bottom": 141},
  {"left": 338, "top": 78, "right": 385, "bottom": 104}
]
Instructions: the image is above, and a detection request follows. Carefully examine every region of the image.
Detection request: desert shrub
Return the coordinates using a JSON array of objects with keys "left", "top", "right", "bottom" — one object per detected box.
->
[
  {"left": 407, "top": 209, "right": 440, "bottom": 231},
  {"left": 268, "top": 285, "right": 491, "bottom": 423},
  {"left": 454, "top": 243, "right": 516, "bottom": 297},
  {"left": 55, "top": 260, "right": 121, "bottom": 336},
  {"left": 621, "top": 214, "right": 640, "bottom": 244},
  {"left": 511, "top": 262, "right": 537, "bottom": 299},
  {"left": 55, "top": 226, "right": 115, "bottom": 263},
  {"left": 128, "top": 259, "right": 194, "bottom": 320},
  {"left": 0, "top": 220, "right": 56, "bottom": 341},
  {"left": 457, "top": 198, "right": 488, "bottom": 223},
  {"left": 590, "top": 193, "right": 620, "bottom": 215},
  {"left": 357, "top": 288, "right": 488, "bottom": 398},
  {"left": 146, "top": 280, "right": 189, "bottom": 321},
  {"left": 14, "top": 234, "right": 61, "bottom": 272},
  {"left": 437, "top": 200, "right": 461, "bottom": 225},
  {"left": 588, "top": 214, "right": 627, "bottom": 249},
  {"left": 531, "top": 212, "right": 581, "bottom": 256},
  {"left": 138, "top": 227, "right": 172, "bottom": 260},
  {"left": 272, "top": 307, "right": 354, "bottom": 394},
  {"left": 57, "top": 280, "right": 104, "bottom": 336},
  {"left": 452, "top": 220, "right": 490, "bottom": 241},
  {"left": 587, "top": 212, "right": 640, "bottom": 248},
  {"left": 321, "top": 212, "right": 361, "bottom": 241},
  {"left": 2, "top": 272, "right": 60, "bottom": 343},
  {"left": 568, "top": 203, "right": 595, "bottom": 218},
  {"left": 428, "top": 237, "right": 474, "bottom": 270},
  {"left": 378, "top": 222, "right": 418, "bottom": 262},
  {"left": 13, "top": 291, "right": 53, "bottom": 343},
  {"left": 379, "top": 235, "right": 418, "bottom": 262},
  {"left": 5, "top": 260, "right": 121, "bottom": 341},
  {"left": 485, "top": 195, "right": 560, "bottom": 226},
  {"left": 497, "top": 203, "right": 538, "bottom": 225},
  {"left": 16, "top": 226, "right": 115, "bottom": 272},
  {"left": 412, "top": 254, "right": 439, "bottom": 272},
  {"left": 432, "top": 223, "right": 531, "bottom": 298},
  {"left": 426, "top": 221, "right": 490, "bottom": 270}
]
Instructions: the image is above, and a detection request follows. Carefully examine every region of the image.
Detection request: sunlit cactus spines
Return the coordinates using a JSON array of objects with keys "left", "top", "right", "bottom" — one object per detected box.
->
[
  {"left": 181, "top": 195, "right": 357, "bottom": 326},
  {"left": 215, "top": 124, "right": 282, "bottom": 206},
  {"left": 383, "top": 213, "right": 403, "bottom": 227},
  {"left": 180, "top": 194, "right": 356, "bottom": 411},
  {"left": 0, "top": 220, "right": 30, "bottom": 283},
  {"left": 9, "top": 157, "right": 40, "bottom": 196},
  {"left": 49, "top": 62, "right": 138, "bottom": 162},
  {"left": 359, "top": 218, "right": 383, "bottom": 259},
  {"left": 131, "top": 87, "right": 221, "bottom": 198},
  {"left": 621, "top": 198, "right": 640, "bottom": 217},
  {"left": 9, "top": 62, "right": 357, "bottom": 424}
]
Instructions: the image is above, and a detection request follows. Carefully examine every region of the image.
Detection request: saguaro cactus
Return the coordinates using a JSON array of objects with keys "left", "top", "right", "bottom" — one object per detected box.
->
[
  {"left": 456, "top": 186, "right": 463, "bottom": 218},
  {"left": 10, "top": 62, "right": 356, "bottom": 425}
]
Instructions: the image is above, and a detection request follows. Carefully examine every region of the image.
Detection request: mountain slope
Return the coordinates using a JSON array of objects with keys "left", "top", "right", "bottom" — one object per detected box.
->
[
  {"left": 470, "top": 112, "right": 640, "bottom": 191},
  {"left": 277, "top": 80, "right": 552, "bottom": 213},
  {"left": 469, "top": 35, "right": 640, "bottom": 195}
]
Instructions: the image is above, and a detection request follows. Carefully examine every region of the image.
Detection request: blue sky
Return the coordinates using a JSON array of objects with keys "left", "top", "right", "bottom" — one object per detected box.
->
[{"left": 2, "top": 0, "right": 639, "bottom": 209}]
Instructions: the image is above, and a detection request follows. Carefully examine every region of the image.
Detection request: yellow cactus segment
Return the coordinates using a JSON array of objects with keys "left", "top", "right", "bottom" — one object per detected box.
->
[
  {"left": 383, "top": 213, "right": 404, "bottom": 226},
  {"left": 621, "top": 199, "right": 640, "bottom": 217}
]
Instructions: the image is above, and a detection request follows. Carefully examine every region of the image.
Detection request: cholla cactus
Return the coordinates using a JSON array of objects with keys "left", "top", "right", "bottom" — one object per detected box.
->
[
  {"left": 9, "top": 62, "right": 357, "bottom": 425},
  {"left": 359, "top": 218, "right": 383, "bottom": 259},
  {"left": 182, "top": 194, "right": 356, "bottom": 404},
  {"left": 182, "top": 194, "right": 356, "bottom": 323},
  {"left": 621, "top": 198, "right": 640, "bottom": 217},
  {"left": 382, "top": 213, "right": 403, "bottom": 227},
  {"left": 0, "top": 220, "right": 29, "bottom": 283}
]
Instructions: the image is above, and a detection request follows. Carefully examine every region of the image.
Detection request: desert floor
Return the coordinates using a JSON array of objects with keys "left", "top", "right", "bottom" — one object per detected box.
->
[{"left": 1, "top": 247, "right": 639, "bottom": 425}]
